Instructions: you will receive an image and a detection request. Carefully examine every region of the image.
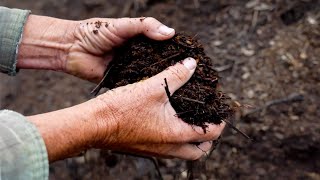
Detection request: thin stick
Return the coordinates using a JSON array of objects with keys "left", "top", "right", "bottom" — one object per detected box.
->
[
  {"left": 142, "top": 52, "right": 181, "bottom": 71},
  {"left": 164, "top": 78, "right": 171, "bottom": 100},
  {"left": 222, "top": 119, "right": 251, "bottom": 140},
  {"left": 244, "top": 93, "right": 304, "bottom": 116},
  {"left": 178, "top": 97, "right": 205, "bottom": 104},
  {"left": 174, "top": 110, "right": 194, "bottom": 116},
  {"left": 91, "top": 65, "right": 113, "bottom": 96}
]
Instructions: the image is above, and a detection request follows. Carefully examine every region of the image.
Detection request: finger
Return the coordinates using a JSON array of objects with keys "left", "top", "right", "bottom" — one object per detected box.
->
[
  {"left": 121, "top": 142, "right": 212, "bottom": 160},
  {"left": 171, "top": 142, "right": 212, "bottom": 160},
  {"left": 187, "top": 122, "right": 226, "bottom": 142},
  {"left": 111, "top": 17, "right": 175, "bottom": 41},
  {"left": 146, "top": 57, "right": 197, "bottom": 97}
]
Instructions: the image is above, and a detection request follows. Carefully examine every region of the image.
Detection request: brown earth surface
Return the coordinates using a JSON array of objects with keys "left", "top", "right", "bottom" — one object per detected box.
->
[{"left": 0, "top": 0, "right": 319, "bottom": 180}]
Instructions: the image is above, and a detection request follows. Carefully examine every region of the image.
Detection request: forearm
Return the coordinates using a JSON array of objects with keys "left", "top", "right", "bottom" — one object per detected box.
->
[
  {"left": 27, "top": 100, "right": 101, "bottom": 162},
  {"left": 17, "top": 14, "right": 77, "bottom": 71}
]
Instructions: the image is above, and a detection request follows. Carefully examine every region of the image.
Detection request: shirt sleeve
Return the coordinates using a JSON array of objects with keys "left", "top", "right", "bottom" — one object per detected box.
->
[
  {"left": 0, "top": 6, "right": 30, "bottom": 76},
  {"left": 0, "top": 110, "right": 49, "bottom": 180}
]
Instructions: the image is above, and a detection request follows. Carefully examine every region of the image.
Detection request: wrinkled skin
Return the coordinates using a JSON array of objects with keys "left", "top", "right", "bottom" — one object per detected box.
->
[
  {"left": 18, "top": 15, "right": 225, "bottom": 162},
  {"left": 67, "top": 17, "right": 176, "bottom": 82},
  {"left": 92, "top": 58, "right": 225, "bottom": 160}
]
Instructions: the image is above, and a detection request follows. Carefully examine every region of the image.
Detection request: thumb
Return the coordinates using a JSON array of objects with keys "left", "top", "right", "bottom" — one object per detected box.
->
[
  {"left": 111, "top": 17, "right": 175, "bottom": 41},
  {"left": 147, "top": 57, "right": 197, "bottom": 95}
]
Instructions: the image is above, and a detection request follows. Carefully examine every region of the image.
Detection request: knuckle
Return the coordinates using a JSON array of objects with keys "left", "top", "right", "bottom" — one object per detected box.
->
[{"left": 144, "top": 17, "right": 157, "bottom": 23}]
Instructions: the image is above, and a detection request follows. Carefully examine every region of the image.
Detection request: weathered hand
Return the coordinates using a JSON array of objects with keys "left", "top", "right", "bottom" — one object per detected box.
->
[
  {"left": 28, "top": 58, "right": 225, "bottom": 161},
  {"left": 89, "top": 57, "right": 225, "bottom": 159},
  {"left": 17, "top": 15, "right": 174, "bottom": 83},
  {"left": 66, "top": 17, "right": 175, "bottom": 82}
]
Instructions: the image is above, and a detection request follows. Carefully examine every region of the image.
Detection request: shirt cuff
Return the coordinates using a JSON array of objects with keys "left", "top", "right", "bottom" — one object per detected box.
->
[
  {"left": 0, "top": 7, "right": 30, "bottom": 76},
  {"left": 0, "top": 110, "right": 49, "bottom": 180}
]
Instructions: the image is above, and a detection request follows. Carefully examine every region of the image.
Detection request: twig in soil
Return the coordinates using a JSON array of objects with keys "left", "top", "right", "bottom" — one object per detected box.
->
[
  {"left": 177, "top": 96, "right": 205, "bottom": 104},
  {"left": 91, "top": 65, "right": 113, "bottom": 96},
  {"left": 251, "top": 10, "right": 259, "bottom": 30},
  {"left": 222, "top": 119, "right": 251, "bottom": 140},
  {"left": 141, "top": 52, "right": 181, "bottom": 71},
  {"left": 164, "top": 78, "right": 171, "bottom": 99},
  {"left": 244, "top": 93, "right": 304, "bottom": 116},
  {"left": 174, "top": 110, "right": 194, "bottom": 117},
  {"left": 214, "top": 63, "right": 234, "bottom": 72},
  {"left": 192, "top": 33, "right": 199, "bottom": 39}
]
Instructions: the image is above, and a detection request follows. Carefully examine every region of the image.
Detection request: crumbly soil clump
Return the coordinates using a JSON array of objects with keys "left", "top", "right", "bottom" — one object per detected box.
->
[{"left": 98, "top": 33, "right": 234, "bottom": 129}]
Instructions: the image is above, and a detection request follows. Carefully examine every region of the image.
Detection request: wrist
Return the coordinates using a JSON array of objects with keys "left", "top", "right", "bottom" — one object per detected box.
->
[
  {"left": 86, "top": 93, "right": 120, "bottom": 148},
  {"left": 17, "top": 14, "right": 77, "bottom": 72},
  {"left": 27, "top": 101, "right": 98, "bottom": 162}
]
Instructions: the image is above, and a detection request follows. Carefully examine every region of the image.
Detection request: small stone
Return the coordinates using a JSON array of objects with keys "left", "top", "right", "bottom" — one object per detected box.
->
[
  {"left": 74, "top": 156, "right": 86, "bottom": 164},
  {"left": 290, "top": 115, "right": 299, "bottom": 121},
  {"left": 261, "top": 125, "right": 269, "bottom": 131},
  {"left": 212, "top": 40, "right": 223, "bottom": 46},
  {"left": 242, "top": 72, "right": 250, "bottom": 80},
  {"left": 181, "top": 171, "right": 188, "bottom": 178},
  {"left": 247, "top": 90, "right": 255, "bottom": 98},
  {"left": 269, "top": 40, "right": 275, "bottom": 46},
  {"left": 232, "top": 147, "right": 237, "bottom": 153},
  {"left": 307, "top": 16, "right": 318, "bottom": 25},
  {"left": 241, "top": 47, "right": 255, "bottom": 56},
  {"left": 274, "top": 132, "right": 284, "bottom": 140},
  {"left": 300, "top": 52, "right": 307, "bottom": 59}
]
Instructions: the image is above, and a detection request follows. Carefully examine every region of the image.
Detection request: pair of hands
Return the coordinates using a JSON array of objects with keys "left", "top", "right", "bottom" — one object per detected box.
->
[{"left": 19, "top": 15, "right": 225, "bottom": 162}]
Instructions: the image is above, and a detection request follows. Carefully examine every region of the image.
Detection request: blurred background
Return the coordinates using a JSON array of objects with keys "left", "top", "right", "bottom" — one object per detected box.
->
[{"left": 0, "top": 0, "right": 319, "bottom": 179}]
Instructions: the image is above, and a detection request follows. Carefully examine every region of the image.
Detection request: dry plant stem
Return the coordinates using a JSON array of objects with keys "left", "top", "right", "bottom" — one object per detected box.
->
[
  {"left": 178, "top": 96, "right": 205, "bottom": 104},
  {"left": 91, "top": 65, "right": 114, "bottom": 96},
  {"left": 244, "top": 93, "right": 304, "bottom": 116},
  {"left": 141, "top": 52, "right": 181, "bottom": 71},
  {"left": 222, "top": 119, "right": 251, "bottom": 140}
]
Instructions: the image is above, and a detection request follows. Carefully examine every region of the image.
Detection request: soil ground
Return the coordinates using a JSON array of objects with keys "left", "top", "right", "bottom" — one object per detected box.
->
[{"left": 0, "top": 0, "right": 319, "bottom": 179}]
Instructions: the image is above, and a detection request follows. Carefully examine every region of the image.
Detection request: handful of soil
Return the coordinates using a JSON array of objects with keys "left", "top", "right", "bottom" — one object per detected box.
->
[{"left": 93, "top": 33, "right": 234, "bottom": 131}]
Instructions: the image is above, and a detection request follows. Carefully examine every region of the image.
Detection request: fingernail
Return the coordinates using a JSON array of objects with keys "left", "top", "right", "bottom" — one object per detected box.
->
[
  {"left": 183, "top": 57, "right": 197, "bottom": 70},
  {"left": 158, "top": 25, "right": 175, "bottom": 36}
]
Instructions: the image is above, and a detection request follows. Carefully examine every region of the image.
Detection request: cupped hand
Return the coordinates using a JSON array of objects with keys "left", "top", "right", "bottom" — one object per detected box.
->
[
  {"left": 66, "top": 17, "right": 175, "bottom": 83},
  {"left": 28, "top": 57, "right": 225, "bottom": 161},
  {"left": 90, "top": 57, "right": 225, "bottom": 160}
]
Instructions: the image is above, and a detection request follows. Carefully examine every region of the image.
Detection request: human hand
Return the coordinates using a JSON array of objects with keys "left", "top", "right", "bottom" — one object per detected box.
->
[
  {"left": 17, "top": 15, "right": 175, "bottom": 83},
  {"left": 66, "top": 17, "right": 175, "bottom": 82},
  {"left": 85, "top": 57, "right": 225, "bottom": 159},
  {"left": 28, "top": 58, "right": 225, "bottom": 161}
]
